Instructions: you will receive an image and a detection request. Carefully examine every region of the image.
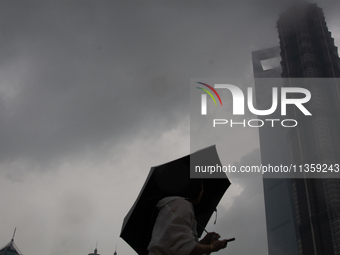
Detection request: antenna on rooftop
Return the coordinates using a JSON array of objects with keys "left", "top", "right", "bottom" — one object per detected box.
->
[
  {"left": 114, "top": 244, "right": 117, "bottom": 255},
  {"left": 11, "top": 228, "right": 16, "bottom": 242},
  {"left": 94, "top": 241, "right": 98, "bottom": 254}
]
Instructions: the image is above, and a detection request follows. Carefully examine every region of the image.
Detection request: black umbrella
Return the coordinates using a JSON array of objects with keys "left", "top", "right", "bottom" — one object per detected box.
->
[{"left": 120, "top": 145, "right": 231, "bottom": 255}]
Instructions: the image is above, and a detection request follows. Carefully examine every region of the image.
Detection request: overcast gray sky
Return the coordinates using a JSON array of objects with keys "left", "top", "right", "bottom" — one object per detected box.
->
[{"left": 1, "top": 1, "right": 340, "bottom": 255}]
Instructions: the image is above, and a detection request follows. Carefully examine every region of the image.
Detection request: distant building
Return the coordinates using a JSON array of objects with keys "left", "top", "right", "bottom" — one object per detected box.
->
[
  {"left": 113, "top": 244, "right": 117, "bottom": 255},
  {"left": 252, "top": 47, "right": 299, "bottom": 255},
  {"left": 277, "top": 3, "right": 340, "bottom": 78},
  {"left": 0, "top": 230, "right": 23, "bottom": 255},
  {"left": 88, "top": 247, "right": 100, "bottom": 255},
  {"left": 253, "top": 3, "right": 340, "bottom": 255},
  {"left": 0, "top": 240, "right": 22, "bottom": 255},
  {"left": 277, "top": 3, "right": 340, "bottom": 254}
]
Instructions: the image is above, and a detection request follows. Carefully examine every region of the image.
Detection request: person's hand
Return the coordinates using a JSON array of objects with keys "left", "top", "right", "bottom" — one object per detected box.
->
[
  {"left": 199, "top": 232, "right": 220, "bottom": 245},
  {"left": 210, "top": 239, "right": 228, "bottom": 252}
]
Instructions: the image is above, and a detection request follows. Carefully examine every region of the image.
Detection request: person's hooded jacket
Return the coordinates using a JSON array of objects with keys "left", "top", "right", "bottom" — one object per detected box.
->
[{"left": 147, "top": 196, "right": 198, "bottom": 255}]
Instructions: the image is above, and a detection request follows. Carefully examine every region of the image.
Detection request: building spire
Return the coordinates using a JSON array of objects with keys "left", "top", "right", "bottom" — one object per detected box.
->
[
  {"left": 114, "top": 244, "right": 117, "bottom": 255},
  {"left": 88, "top": 242, "right": 100, "bottom": 255},
  {"left": 94, "top": 241, "right": 98, "bottom": 254},
  {"left": 11, "top": 228, "right": 16, "bottom": 242}
]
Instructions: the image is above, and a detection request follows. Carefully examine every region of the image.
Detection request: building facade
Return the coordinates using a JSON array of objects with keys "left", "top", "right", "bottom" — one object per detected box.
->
[
  {"left": 253, "top": 3, "right": 340, "bottom": 255},
  {"left": 277, "top": 3, "right": 340, "bottom": 255},
  {"left": 252, "top": 47, "right": 299, "bottom": 255}
]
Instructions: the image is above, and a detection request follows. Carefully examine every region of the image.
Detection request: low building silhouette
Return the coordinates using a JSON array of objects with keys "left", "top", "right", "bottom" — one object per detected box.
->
[{"left": 0, "top": 229, "right": 23, "bottom": 255}]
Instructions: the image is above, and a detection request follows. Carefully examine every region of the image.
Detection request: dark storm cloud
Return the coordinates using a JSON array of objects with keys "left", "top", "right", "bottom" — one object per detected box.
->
[
  {"left": 1, "top": 0, "right": 335, "bottom": 171},
  {"left": 0, "top": 2, "right": 194, "bottom": 169},
  {"left": 1, "top": 1, "right": 340, "bottom": 255},
  {"left": 0, "top": 0, "right": 285, "bottom": 171}
]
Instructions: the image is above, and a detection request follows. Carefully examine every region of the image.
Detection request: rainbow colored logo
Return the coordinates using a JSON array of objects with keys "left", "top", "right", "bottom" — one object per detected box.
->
[
  {"left": 196, "top": 82, "right": 222, "bottom": 115},
  {"left": 196, "top": 82, "right": 223, "bottom": 106}
]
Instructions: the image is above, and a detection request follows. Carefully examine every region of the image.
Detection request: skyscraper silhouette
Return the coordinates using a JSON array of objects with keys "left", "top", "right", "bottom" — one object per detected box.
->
[
  {"left": 277, "top": 4, "right": 340, "bottom": 254},
  {"left": 252, "top": 46, "right": 299, "bottom": 255},
  {"left": 277, "top": 3, "right": 340, "bottom": 78},
  {"left": 253, "top": 3, "right": 340, "bottom": 255}
]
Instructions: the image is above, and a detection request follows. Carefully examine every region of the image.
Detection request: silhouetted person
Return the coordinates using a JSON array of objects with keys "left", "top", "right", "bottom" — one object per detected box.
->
[{"left": 148, "top": 180, "right": 228, "bottom": 255}]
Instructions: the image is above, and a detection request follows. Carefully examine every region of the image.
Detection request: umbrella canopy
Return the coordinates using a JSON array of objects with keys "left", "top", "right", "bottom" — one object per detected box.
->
[{"left": 120, "top": 145, "right": 231, "bottom": 255}]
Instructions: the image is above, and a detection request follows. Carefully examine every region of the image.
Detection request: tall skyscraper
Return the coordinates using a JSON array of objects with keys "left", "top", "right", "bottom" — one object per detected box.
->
[
  {"left": 277, "top": 3, "right": 340, "bottom": 78},
  {"left": 277, "top": 3, "right": 340, "bottom": 255},
  {"left": 252, "top": 47, "right": 299, "bottom": 255},
  {"left": 253, "top": 3, "right": 340, "bottom": 255}
]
